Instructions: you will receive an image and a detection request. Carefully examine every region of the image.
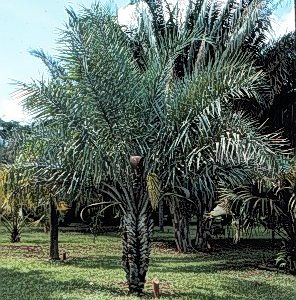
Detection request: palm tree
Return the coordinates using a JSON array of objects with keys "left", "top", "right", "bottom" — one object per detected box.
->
[
  {"left": 16, "top": 4, "right": 166, "bottom": 295},
  {"left": 0, "top": 121, "right": 34, "bottom": 242},
  {"left": 259, "top": 31, "right": 296, "bottom": 148},
  {"left": 12, "top": 125, "right": 94, "bottom": 261},
  {"left": 217, "top": 157, "right": 296, "bottom": 272},
  {"left": 15, "top": 1, "right": 288, "bottom": 295},
  {"left": 125, "top": 0, "right": 288, "bottom": 251},
  {"left": 0, "top": 165, "right": 39, "bottom": 243}
]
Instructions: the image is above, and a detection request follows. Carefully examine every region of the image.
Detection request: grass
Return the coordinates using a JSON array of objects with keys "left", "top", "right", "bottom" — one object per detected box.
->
[{"left": 0, "top": 226, "right": 295, "bottom": 300}]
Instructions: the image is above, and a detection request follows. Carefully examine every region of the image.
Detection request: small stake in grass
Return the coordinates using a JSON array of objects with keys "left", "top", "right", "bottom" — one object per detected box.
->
[
  {"left": 153, "top": 278, "right": 160, "bottom": 299},
  {"left": 62, "top": 252, "right": 67, "bottom": 261}
]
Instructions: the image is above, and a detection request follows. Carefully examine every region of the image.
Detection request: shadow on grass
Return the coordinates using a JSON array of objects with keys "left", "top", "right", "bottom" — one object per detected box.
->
[
  {"left": 64, "top": 255, "right": 122, "bottom": 270},
  {"left": 64, "top": 252, "right": 266, "bottom": 279},
  {"left": 153, "top": 238, "right": 281, "bottom": 251},
  {"left": 158, "top": 276, "right": 296, "bottom": 300},
  {"left": 0, "top": 266, "right": 295, "bottom": 300},
  {"left": 0, "top": 267, "right": 126, "bottom": 300},
  {"left": 63, "top": 239, "right": 275, "bottom": 273}
]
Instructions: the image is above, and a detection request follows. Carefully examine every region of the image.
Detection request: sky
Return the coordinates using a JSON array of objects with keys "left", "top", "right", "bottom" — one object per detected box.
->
[{"left": 0, "top": 0, "right": 294, "bottom": 123}]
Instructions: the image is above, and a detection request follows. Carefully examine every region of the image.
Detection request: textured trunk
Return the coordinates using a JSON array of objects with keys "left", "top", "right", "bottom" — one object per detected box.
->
[
  {"left": 121, "top": 156, "right": 153, "bottom": 296},
  {"left": 49, "top": 200, "right": 60, "bottom": 260},
  {"left": 158, "top": 199, "right": 164, "bottom": 232},
  {"left": 232, "top": 218, "right": 241, "bottom": 244},
  {"left": 11, "top": 225, "right": 21, "bottom": 243},
  {"left": 283, "top": 215, "right": 296, "bottom": 273},
  {"left": 287, "top": 240, "right": 296, "bottom": 274},
  {"left": 170, "top": 199, "right": 192, "bottom": 252},
  {"left": 122, "top": 207, "right": 153, "bottom": 296},
  {"left": 195, "top": 194, "right": 215, "bottom": 250},
  {"left": 195, "top": 217, "right": 212, "bottom": 250},
  {"left": 271, "top": 228, "right": 275, "bottom": 248}
]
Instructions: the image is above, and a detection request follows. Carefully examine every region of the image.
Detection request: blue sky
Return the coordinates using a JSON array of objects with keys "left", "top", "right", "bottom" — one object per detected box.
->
[
  {"left": 0, "top": 0, "right": 128, "bottom": 122},
  {"left": 0, "top": 0, "right": 294, "bottom": 123}
]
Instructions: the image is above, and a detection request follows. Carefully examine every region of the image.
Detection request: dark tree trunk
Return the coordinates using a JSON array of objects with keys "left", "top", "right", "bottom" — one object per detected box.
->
[
  {"left": 282, "top": 213, "right": 296, "bottom": 273},
  {"left": 194, "top": 195, "right": 215, "bottom": 251},
  {"left": 49, "top": 199, "right": 60, "bottom": 260},
  {"left": 11, "top": 225, "right": 21, "bottom": 243},
  {"left": 158, "top": 199, "right": 164, "bottom": 232},
  {"left": 271, "top": 228, "right": 276, "bottom": 248},
  {"left": 169, "top": 199, "right": 192, "bottom": 252},
  {"left": 121, "top": 156, "right": 153, "bottom": 296},
  {"left": 195, "top": 216, "right": 212, "bottom": 250}
]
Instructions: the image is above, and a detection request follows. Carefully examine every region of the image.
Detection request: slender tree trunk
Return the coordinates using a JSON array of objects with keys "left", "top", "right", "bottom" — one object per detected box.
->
[
  {"left": 10, "top": 209, "right": 22, "bottom": 243},
  {"left": 283, "top": 214, "right": 296, "bottom": 274},
  {"left": 271, "top": 228, "right": 275, "bottom": 248},
  {"left": 195, "top": 216, "right": 212, "bottom": 250},
  {"left": 121, "top": 156, "right": 153, "bottom": 296},
  {"left": 49, "top": 199, "right": 60, "bottom": 260},
  {"left": 232, "top": 218, "right": 241, "bottom": 245},
  {"left": 194, "top": 196, "right": 214, "bottom": 250},
  {"left": 11, "top": 224, "right": 21, "bottom": 243},
  {"left": 158, "top": 199, "right": 164, "bottom": 232},
  {"left": 271, "top": 213, "right": 276, "bottom": 248},
  {"left": 169, "top": 199, "right": 192, "bottom": 252}
]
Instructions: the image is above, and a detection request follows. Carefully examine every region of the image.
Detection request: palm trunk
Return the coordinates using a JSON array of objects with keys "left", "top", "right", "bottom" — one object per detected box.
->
[
  {"left": 194, "top": 196, "right": 214, "bottom": 250},
  {"left": 282, "top": 213, "right": 296, "bottom": 273},
  {"left": 122, "top": 156, "right": 153, "bottom": 296},
  {"left": 232, "top": 218, "right": 241, "bottom": 244},
  {"left": 11, "top": 224, "right": 21, "bottom": 243},
  {"left": 271, "top": 228, "right": 275, "bottom": 248},
  {"left": 195, "top": 216, "right": 212, "bottom": 250},
  {"left": 9, "top": 213, "right": 21, "bottom": 243},
  {"left": 158, "top": 199, "right": 164, "bottom": 232},
  {"left": 49, "top": 199, "right": 60, "bottom": 260},
  {"left": 122, "top": 206, "right": 153, "bottom": 296},
  {"left": 170, "top": 199, "right": 192, "bottom": 252}
]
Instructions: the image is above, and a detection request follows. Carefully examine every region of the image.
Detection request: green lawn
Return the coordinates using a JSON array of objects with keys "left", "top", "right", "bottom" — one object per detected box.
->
[{"left": 0, "top": 227, "right": 295, "bottom": 300}]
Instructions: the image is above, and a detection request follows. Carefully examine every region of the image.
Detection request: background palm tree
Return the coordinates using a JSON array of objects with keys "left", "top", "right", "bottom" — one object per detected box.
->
[{"left": 125, "top": 0, "right": 292, "bottom": 251}]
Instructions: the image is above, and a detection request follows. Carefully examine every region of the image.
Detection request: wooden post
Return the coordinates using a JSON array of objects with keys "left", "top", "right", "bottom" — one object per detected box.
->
[
  {"left": 153, "top": 278, "right": 160, "bottom": 299},
  {"left": 62, "top": 252, "right": 67, "bottom": 261}
]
